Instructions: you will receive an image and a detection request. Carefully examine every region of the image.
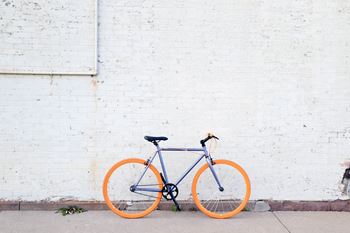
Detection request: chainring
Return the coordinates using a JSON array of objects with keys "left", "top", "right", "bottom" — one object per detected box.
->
[{"left": 161, "top": 183, "right": 179, "bottom": 200}]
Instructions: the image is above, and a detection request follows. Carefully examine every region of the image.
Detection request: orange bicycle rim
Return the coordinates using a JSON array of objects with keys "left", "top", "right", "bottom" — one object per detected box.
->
[
  {"left": 102, "top": 158, "right": 162, "bottom": 218},
  {"left": 192, "top": 159, "right": 251, "bottom": 219}
]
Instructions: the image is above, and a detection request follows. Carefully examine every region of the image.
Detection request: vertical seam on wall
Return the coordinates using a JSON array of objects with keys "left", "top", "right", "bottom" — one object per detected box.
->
[{"left": 93, "top": 0, "right": 99, "bottom": 75}]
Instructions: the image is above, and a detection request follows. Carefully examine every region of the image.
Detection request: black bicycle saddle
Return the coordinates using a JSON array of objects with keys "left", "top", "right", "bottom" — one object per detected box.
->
[{"left": 144, "top": 136, "right": 168, "bottom": 142}]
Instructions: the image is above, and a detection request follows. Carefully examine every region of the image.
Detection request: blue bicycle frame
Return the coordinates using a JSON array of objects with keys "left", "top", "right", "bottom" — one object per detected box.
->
[{"left": 132, "top": 144, "right": 223, "bottom": 193}]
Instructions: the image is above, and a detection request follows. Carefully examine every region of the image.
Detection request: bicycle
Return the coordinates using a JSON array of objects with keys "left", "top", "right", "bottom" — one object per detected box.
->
[{"left": 102, "top": 134, "right": 251, "bottom": 219}]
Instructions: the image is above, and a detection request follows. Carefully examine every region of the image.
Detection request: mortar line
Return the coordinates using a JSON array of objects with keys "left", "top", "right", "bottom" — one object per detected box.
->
[{"left": 272, "top": 211, "right": 291, "bottom": 233}]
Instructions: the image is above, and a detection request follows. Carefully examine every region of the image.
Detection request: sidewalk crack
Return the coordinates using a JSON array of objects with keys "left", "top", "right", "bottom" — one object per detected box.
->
[{"left": 272, "top": 212, "right": 291, "bottom": 233}]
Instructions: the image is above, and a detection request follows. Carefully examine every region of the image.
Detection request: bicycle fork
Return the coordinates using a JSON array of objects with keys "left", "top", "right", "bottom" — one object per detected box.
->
[
  {"left": 204, "top": 146, "right": 224, "bottom": 192},
  {"left": 207, "top": 159, "right": 225, "bottom": 191}
]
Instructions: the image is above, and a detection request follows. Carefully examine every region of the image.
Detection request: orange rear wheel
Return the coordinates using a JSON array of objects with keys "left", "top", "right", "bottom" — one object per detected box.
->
[
  {"left": 192, "top": 160, "right": 251, "bottom": 219},
  {"left": 103, "top": 158, "right": 162, "bottom": 218}
]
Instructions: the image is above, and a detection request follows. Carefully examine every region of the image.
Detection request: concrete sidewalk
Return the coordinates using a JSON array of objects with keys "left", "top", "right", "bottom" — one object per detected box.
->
[{"left": 1, "top": 211, "right": 349, "bottom": 233}]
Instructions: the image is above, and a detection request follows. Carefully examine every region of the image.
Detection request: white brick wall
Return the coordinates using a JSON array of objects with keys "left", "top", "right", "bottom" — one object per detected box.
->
[
  {"left": 0, "top": 0, "right": 97, "bottom": 74},
  {"left": 1, "top": 0, "right": 350, "bottom": 201}
]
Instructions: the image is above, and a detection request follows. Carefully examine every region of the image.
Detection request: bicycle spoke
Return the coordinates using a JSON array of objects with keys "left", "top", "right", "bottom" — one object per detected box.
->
[
  {"left": 193, "top": 160, "right": 250, "bottom": 218},
  {"left": 215, "top": 199, "right": 220, "bottom": 213},
  {"left": 103, "top": 159, "right": 162, "bottom": 217}
]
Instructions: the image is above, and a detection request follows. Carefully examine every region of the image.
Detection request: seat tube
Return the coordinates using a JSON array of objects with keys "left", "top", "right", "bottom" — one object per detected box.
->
[{"left": 157, "top": 145, "right": 169, "bottom": 183}]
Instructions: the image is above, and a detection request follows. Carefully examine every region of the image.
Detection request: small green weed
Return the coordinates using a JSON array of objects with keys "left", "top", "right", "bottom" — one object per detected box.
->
[
  {"left": 56, "top": 206, "right": 87, "bottom": 216},
  {"left": 171, "top": 204, "right": 178, "bottom": 212}
]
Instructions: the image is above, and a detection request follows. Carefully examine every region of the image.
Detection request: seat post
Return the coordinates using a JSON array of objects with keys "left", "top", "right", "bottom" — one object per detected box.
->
[{"left": 152, "top": 141, "right": 159, "bottom": 146}]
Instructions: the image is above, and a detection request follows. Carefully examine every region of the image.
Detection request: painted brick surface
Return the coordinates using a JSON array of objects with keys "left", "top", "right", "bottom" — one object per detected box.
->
[
  {"left": 0, "top": 0, "right": 96, "bottom": 74},
  {"left": 1, "top": 0, "right": 350, "bottom": 202}
]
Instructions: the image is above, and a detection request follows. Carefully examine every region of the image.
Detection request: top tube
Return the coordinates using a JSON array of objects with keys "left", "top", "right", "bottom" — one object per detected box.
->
[{"left": 160, "top": 148, "right": 205, "bottom": 152}]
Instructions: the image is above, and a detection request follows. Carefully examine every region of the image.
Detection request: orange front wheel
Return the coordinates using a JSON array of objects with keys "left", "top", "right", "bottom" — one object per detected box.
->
[
  {"left": 103, "top": 158, "right": 163, "bottom": 218},
  {"left": 192, "top": 160, "right": 251, "bottom": 219}
]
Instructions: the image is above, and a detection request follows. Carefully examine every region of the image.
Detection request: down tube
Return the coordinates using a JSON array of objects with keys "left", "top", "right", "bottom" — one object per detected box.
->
[{"left": 175, "top": 154, "right": 205, "bottom": 186}]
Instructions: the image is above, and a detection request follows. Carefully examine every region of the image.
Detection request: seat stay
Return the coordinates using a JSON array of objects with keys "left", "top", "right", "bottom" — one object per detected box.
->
[{"left": 133, "top": 151, "right": 158, "bottom": 187}]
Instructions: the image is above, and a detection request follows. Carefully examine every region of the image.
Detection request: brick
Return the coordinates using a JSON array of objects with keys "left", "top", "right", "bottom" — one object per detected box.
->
[
  {"left": 0, "top": 201, "right": 19, "bottom": 211},
  {"left": 301, "top": 201, "right": 330, "bottom": 211},
  {"left": 20, "top": 201, "right": 108, "bottom": 211},
  {"left": 330, "top": 200, "right": 350, "bottom": 211},
  {"left": 269, "top": 201, "right": 283, "bottom": 211}
]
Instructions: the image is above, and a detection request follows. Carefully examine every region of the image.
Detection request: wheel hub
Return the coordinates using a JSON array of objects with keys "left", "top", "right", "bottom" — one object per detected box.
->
[{"left": 129, "top": 185, "right": 136, "bottom": 192}]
